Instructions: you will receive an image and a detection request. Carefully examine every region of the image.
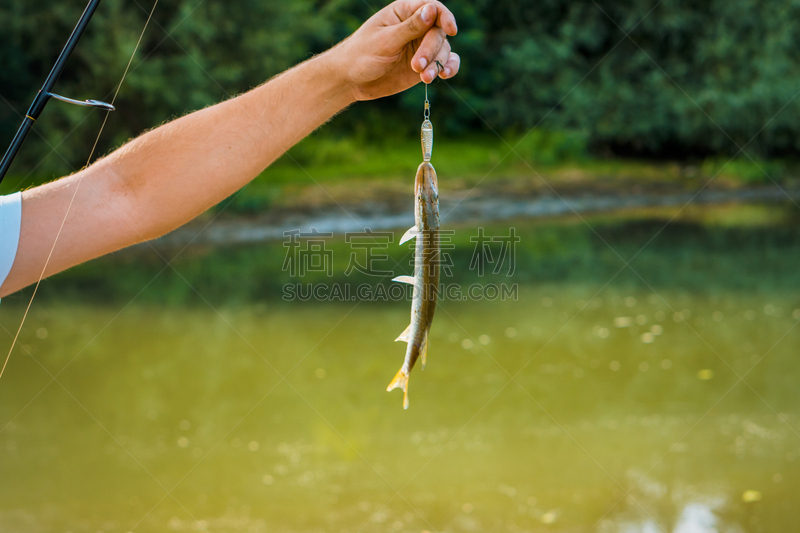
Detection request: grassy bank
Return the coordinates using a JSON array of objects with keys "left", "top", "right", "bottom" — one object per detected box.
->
[
  {"left": 4, "top": 132, "right": 797, "bottom": 216},
  {"left": 229, "top": 132, "right": 798, "bottom": 214},
  {"left": 272, "top": 132, "right": 786, "bottom": 183}
]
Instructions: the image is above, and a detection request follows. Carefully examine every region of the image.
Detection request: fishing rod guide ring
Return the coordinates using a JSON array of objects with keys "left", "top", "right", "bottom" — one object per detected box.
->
[{"left": 49, "top": 93, "right": 115, "bottom": 111}]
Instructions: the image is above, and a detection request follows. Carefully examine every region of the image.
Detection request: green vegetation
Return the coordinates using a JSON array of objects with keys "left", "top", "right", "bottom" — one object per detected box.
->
[
  {"left": 268, "top": 131, "right": 794, "bottom": 184},
  {"left": 229, "top": 131, "right": 797, "bottom": 215},
  {"left": 3, "top": 128, "right": 795, "bottom": 207},
  {"left": 4, "top": 0, "right": 800, "bottom": 184}
]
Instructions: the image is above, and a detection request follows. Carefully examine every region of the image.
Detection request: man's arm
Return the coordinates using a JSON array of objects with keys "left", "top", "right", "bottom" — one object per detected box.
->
[{"left": 0, "top": 0, "right": 459, "bottom": 297}]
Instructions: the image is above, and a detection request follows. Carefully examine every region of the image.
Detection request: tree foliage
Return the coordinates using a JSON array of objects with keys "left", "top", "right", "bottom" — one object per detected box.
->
[
  {"left": 487, "top": 0, "right": 800, "bottom": 158},
  {"left": 2, "top": 0, "right": 800, "bottom": 178}
]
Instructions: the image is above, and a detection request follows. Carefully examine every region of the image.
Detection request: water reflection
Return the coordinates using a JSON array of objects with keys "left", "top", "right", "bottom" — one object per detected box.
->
[
  {"left": 674, "top": 502, "right": 720, "bottom": 533},
  {"left": 606, "top": 496, "right": 733, "bottom": 533}
]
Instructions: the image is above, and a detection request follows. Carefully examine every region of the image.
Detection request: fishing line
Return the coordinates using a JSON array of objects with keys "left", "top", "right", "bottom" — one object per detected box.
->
[{"left": 0, "top": 0, "right": 160, "bottom": 379}]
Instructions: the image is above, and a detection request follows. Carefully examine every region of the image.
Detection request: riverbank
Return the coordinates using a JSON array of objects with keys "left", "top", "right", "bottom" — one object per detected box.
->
[
  {"left": 4, "top": 133, "right": 797, "bottom": 208},
  {"left": 151, "top": 182, "right": 800, "bottom": 249},
  {"left": 119, "top": 132, "right": 798, "bottom": 247}
]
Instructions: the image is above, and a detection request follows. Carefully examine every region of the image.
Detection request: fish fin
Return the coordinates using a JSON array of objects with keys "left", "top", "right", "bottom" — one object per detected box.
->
[
  {"left": 399, "top": 226, "right": 419, "bottom": 245},
  {"left": 395, "top": 324, "right": 412, "bottom": 343},
  {"left": 420, "top": 332, "right": 429, "bottom": 369},
  {"left": 392, "top": 275, "right": 415, "bottom": 285},
  {"left": 387, "top": 368, "right": 410, "bottom": 409}
]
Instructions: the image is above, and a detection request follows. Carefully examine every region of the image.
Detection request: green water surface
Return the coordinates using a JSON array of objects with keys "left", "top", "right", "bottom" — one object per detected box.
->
[{"left": 1, "top": 205, "right": 799, "bottom": 532}]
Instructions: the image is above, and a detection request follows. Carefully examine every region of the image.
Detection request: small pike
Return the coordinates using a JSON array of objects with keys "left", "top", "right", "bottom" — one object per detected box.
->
[{"left": 388, "top": 116, "right": 440, "bottom": 409}]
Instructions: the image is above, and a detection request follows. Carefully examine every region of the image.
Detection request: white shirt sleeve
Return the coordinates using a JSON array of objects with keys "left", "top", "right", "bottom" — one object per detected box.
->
[{"left": 0, "top": 192, "right": 22, "bottom": 290}]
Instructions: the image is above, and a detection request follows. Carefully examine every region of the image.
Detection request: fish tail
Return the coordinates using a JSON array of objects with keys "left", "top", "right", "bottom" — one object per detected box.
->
[{"left": 387, "top": 368, "right": 410, "bottom": 409}]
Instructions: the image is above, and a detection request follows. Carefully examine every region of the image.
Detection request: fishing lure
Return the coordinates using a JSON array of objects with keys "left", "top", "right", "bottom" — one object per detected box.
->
[{"left": 387, "top": 84, "right": 441, "bottom": 409}]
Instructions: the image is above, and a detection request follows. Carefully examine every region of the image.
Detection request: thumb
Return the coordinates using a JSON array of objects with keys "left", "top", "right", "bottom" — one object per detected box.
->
[{"left": 390, "top": 3, "right": 437, "bottom": 47}]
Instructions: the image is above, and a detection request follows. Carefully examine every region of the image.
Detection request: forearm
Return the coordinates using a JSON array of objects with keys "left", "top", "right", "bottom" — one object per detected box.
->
[
  {"left": 2, "top": 50, "right": 353, "bottom": 296},
  {"left": 98, "top": 49, "right": 354, "bottom": 240}
]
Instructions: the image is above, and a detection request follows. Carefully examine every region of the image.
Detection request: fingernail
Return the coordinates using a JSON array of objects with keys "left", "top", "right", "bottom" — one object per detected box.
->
[
  {"left": 427, "top": 67, "right": 437, "bottom": 79},
  {"left": 421, "top": 5, "right": 433, "bottom": 24},
  {"left": 445, "top": 67, "right": 451, "bottom": 77},
  {"left": 419, "top": 57, "right": 428, "bottom": 70}
]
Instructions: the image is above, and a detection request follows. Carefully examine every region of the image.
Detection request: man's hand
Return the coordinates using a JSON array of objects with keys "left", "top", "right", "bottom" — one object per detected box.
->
[{"left": 333, "top": 0, "right": 460, "bottom": 101}]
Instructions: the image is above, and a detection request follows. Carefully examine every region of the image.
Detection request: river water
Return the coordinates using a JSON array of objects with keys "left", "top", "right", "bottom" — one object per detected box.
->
[{"left": 0, "top": 203, "right": 798, "bottom": 532}]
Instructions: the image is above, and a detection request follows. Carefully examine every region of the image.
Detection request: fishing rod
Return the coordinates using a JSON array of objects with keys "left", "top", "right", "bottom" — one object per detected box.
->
[{"left": 0, "top": 0, "right": 114, "bottom": 185}]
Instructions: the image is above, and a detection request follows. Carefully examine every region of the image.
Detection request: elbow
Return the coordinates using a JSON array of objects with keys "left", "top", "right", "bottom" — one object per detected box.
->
[{"left": 91, "top": 158, "right": 167, "bottom": 246}]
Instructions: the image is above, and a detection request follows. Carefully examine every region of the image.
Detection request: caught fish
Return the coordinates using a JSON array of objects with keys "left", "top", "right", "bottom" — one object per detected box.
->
[{"left": 387, "top": 107, "right": 440, "bottom": 409}]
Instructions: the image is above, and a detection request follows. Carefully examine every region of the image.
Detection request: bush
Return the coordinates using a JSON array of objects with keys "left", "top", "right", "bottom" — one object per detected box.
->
[
  {"left": 3, "top": 0, "right": 800, "bottom": 182},
  {"left": 514, "top": 130, "right": 588, "bottom": 165}
]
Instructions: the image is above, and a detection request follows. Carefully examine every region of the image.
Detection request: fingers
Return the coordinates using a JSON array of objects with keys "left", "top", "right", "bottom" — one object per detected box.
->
[
  {"left": 438, "top": 52, "right": 460, "bottom": 80},
  {"left": 382, "top": 0, "right": 461, "bottom": 85},
  {"left": 421, "top": 39, "right": 451, "bottom": 83},
  {"left": 396, "top": 1, "right": 458, "bottom": 36},
  {"left": 411, "top": 26, "right": 446, "bottom": 73},
  {"left": 390, "top": 3, "right": 438, "bottom": 48},
  {"left": 431, "top": 1, "right": 458, "bottom": 36}
]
